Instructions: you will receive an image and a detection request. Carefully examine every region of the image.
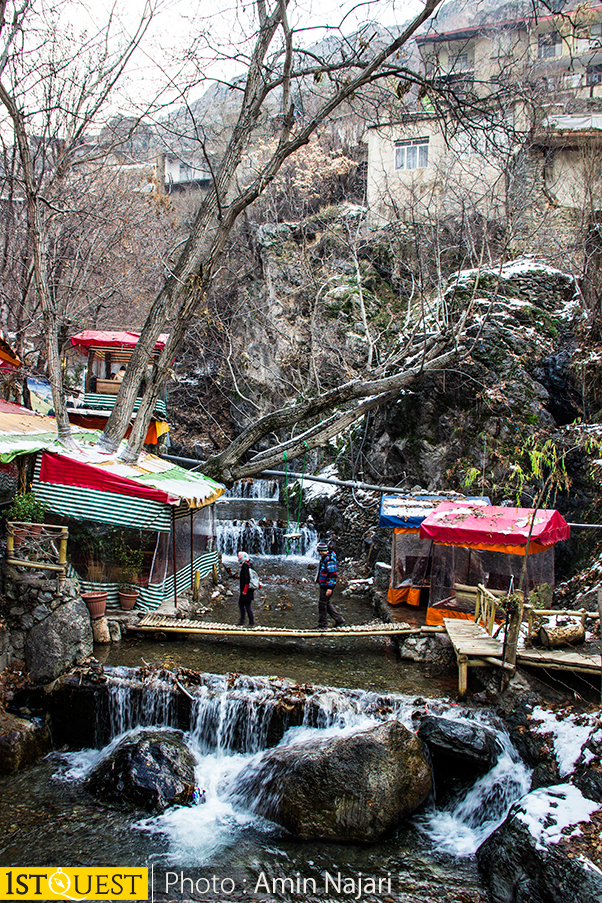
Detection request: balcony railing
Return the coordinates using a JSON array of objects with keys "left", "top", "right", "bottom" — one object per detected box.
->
[
  {"left": 82, "top": 392, "right": 167, "bottom": 419},
  {"left": 6, "top": 522, "right": 69, "bottom": 574}
]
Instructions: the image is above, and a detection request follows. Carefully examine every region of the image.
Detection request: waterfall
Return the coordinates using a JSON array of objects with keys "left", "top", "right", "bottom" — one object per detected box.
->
[
  {"left": 103, "top": 667, "right": 179, "bottom": 738},
  {"left": 225, "top": 479, "right": 280, "bottom": 500},
  {"left": 414, "top": 711, "right": 532, "bottom": 856},
  {"left": 68, "top": 667, "right": 529, "bottom": 870},
  {"left": 101, "top": 668, "right": 420, "bottom": 746},
  {"left": 189, "top": 676, "right": 280, "bottom": 754},
  {"left": 216, "top": 519, "right": 317, "bottom": 558}
]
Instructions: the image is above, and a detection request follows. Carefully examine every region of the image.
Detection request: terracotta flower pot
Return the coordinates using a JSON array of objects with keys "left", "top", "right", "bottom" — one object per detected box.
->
[
  {"left": 82, "top": 591, "right": 108, "bottom": 619},
  {"left": 118, "top": 589, "right": 139, "bottom": 611}
]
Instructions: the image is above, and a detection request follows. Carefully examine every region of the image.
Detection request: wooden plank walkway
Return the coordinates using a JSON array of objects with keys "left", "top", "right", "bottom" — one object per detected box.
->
[
  {"left": 135, "top": 612, "right": 445, "bottom": 639},
  {"left": 517, "top": 648, "right": 601, "bottom": 675},
  {"left": 443, "top": 618, "right": 512, "bottom": 698},
  {"left": 444, "top": 617, "right": 602, "bottom": 696},
  {"left": 134, "top": 613, "right": 602, "bottom": 697}
]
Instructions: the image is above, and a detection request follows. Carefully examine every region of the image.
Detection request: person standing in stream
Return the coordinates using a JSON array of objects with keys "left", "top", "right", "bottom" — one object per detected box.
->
[
  {"left": 237, "top": 550, "right": 255, "bottom": 627},
  {"left": 316, "top": 540, "right": 345, "bottom": 629}
]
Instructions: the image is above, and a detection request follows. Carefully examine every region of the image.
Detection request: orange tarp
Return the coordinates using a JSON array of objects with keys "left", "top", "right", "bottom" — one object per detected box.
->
[
  {"left": 425, "top": 607, "right": 476, "bottom": 627},
  {"left": 387, "top": 585, "right": 421, "bottom": 607}
]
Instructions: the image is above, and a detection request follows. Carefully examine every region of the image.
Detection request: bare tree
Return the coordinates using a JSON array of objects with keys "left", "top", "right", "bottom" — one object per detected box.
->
[
  {"left": 96, "top": 0, "right": 446, "bottom": 464},
  {"left": 0, "top": 0, "right": 154, "bottom": 445}
]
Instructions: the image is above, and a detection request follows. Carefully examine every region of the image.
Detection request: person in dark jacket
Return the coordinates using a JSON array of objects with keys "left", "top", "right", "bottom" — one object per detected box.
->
[
  {"left": 237, "top": 550, "right": 255, "bottom": 627},
  {"left": 316, "top": 540, "right": 344, "bottom": 629}
]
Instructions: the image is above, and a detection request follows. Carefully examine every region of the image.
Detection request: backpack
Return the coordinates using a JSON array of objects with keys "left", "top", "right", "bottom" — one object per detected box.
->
[{"left": 248, "top": 567, "right": 261, "bottom": 590}]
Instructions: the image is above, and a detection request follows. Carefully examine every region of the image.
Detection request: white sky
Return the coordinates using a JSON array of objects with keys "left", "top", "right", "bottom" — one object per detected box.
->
[{"left": 57, "top": 0, "right": 426, "bottom": 112}]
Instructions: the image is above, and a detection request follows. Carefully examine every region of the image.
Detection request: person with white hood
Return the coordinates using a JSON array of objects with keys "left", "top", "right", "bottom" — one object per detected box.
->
[{"left": 237, "top": 551, "right": 256, "bottom": 627}]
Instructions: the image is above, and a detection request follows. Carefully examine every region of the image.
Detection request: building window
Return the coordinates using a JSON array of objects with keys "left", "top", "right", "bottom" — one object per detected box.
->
[
  {"left": 395, "top": 138, "right": 429, "bottom": 170},
  {"left": 576, "top": 22, "right": 602, "bottom": 53},
  {"left": 449, "top": 51, "right": 473, "bottom": 72},
  {"left": 538, "top": 31, "right": 561, "bottom": 59},
  {"left": 587, "top": 64, "right": 602, "bottom": 86}
]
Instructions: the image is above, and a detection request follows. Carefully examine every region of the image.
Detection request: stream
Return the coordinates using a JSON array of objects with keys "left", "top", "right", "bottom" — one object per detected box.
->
[
  {"left": 0, "top": 674, "right": 529, "bottom": 902},
  {"left": 0, "top": 480, "right": 531, "bottom": 902}
]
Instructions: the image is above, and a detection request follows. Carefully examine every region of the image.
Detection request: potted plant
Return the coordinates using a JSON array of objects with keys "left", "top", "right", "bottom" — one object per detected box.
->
[
  {"left": 81, "top": 589, "right": 108, "bottom": 619},
  {"left": 112, "top": 532, "right": 144, "bottom": 610},
  {"left": 117, "top": 584, "right": 139, "bottom": 610},
  {"left": 5, "top": 492, "right": 48, "bottom": 545}
]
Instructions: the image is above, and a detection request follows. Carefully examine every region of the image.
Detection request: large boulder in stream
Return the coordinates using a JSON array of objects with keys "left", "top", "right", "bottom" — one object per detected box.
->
[
  {"left": 477, "top": 783, "right": 602, "bottom": 903},
  {"left": 417, "top": 714, "right": 501, "bottom": 789},
  {"left": 234, "top": 719, "right": 432, "bottom": 842},
  {"left": 84, "top": 729, "right": 196, "bottom": 812}
]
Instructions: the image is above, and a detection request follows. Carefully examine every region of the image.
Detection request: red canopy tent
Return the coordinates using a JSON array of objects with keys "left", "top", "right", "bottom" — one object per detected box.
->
[
  {"left": 70, "top": 331, "right": 169, "bottom": 352},
  {"left": 419, "top": 502, "right": 570, "bottom": 626},
  {"left": 420, "top": 502, "right": 570, "bottom": 554}
]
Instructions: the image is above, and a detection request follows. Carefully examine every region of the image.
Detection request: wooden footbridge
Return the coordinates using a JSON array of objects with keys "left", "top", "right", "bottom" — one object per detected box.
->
[
  {"left": 135, "top": 588, "right": 602, "bottom": 699},
  {"left": 135, "top": 612, "right": 445, "bottom": 640},
  {"left": 443, "top": 588, "right": 601, "bottom": 697}
]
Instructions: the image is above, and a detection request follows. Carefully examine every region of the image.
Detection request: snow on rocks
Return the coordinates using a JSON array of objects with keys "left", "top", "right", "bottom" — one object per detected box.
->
[
  {"left": 477, "top": 784, "right": 602, "bottom": 903},
  {"left": 478, "top": 695, "right": 602, "bottom": 901}
]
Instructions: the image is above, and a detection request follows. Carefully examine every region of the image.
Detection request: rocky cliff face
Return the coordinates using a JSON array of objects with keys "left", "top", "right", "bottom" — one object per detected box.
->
[
  {"left": 168, "top": 212, "right": 602, "bottom": 583},
  {"left": 368, "top": 261, "right": 580, "bottom": 492}
]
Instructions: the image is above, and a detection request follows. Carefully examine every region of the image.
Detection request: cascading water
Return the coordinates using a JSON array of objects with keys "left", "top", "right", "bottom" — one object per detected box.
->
[
  {"left": 104, "top": 667, "right": 178, "bottom": 738},
  {"left": 81, "top": 668, "right": 530, "bottom": 875},
  {"left": 216, "top": 477, "right": 318, "bottom": 558},
  {"left": 225, "top": 480, "right": 280, "bottom": 500},
  {"left": 414, "top": 710, "right": 531, "bottom": 856},
  {"left": 0, "top": 667, "right": 530, "bottom": 900},
  {"left": 216, "top": 518, "right": 316, "bottom": 557}
]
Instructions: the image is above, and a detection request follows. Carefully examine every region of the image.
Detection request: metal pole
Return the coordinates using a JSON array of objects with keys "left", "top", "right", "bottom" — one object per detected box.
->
[
  {"left": 190, "top": 509, "right": 195, "bottom": 595},
  {"left": 260, "top": 470, "right": 465, "bottom": 498},
  {"left": 172, "top": 507, "right": 177, "bottom": 609}
]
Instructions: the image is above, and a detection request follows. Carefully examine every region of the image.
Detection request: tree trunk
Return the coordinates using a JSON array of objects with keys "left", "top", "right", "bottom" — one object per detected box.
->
[
  {"left": 538, "top": 622, "right": 585, "bottom": 648},
  {"left": 97, "top": 0, "right": 444, "bottom": 462},
  {"left": 0, "top": 81, "right": 75, "bottom": 449}
]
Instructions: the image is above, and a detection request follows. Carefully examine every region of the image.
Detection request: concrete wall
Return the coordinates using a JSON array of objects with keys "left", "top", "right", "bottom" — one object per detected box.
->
[{"left": 367, "top": 118, "right": 507, "bottom": 228}]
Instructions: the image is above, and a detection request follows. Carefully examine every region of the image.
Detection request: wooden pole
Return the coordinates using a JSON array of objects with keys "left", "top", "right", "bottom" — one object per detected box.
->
[
  {"left": 86, "top": 349, "right": 94, "bottom": 392},
  {"left": 58, "top": 527, "right": 68, "bottom": 565},
  {"left": 504, "top": 604, "right": 521, "bottom": 669},
  {"left": 458, "top": 654, "right": 468, "bottom": 699},
  {"left": 194, "top": 569, "right": 200, "bottom": 602}
]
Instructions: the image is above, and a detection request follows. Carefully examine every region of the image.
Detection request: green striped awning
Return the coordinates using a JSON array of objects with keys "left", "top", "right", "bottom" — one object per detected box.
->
[{"left": 33, "top": 476, "right": 172, "bottom": 531}]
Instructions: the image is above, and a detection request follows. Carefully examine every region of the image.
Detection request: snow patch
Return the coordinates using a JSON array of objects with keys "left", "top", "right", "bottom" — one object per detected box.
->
[
  {"left": 300, "top": 464, "right": 339, "bottom": 501},
  {"left": 532, "top": 706, "right": 595, "bottom": 776},
  {"left": 515, "top": 783, "right": 600, "bottom": 850}
]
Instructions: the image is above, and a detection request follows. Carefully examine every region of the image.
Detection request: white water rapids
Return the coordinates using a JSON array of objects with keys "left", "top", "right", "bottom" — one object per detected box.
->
[{"left": 54, "top": 669, "right": 531, "bottom": 867}]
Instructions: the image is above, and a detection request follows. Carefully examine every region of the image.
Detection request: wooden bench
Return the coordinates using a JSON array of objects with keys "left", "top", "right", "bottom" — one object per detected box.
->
[{"left": 95, "top": 378, "right": 121, "bottom": 394}]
